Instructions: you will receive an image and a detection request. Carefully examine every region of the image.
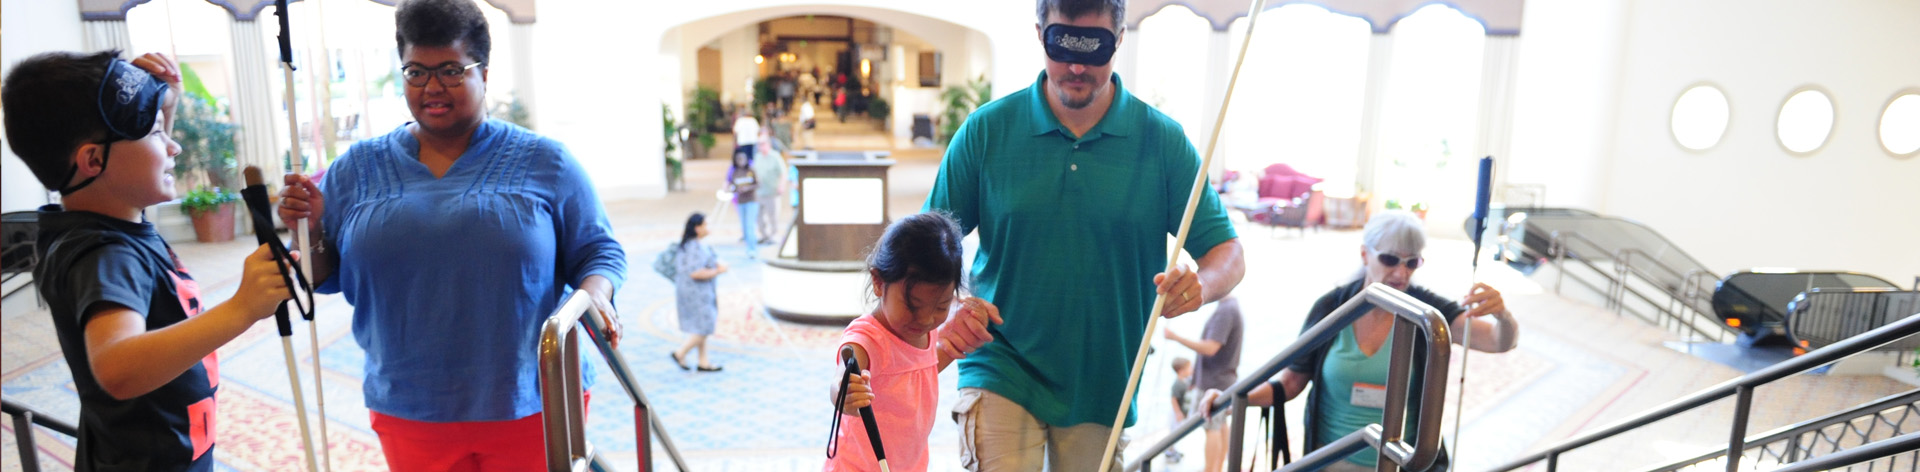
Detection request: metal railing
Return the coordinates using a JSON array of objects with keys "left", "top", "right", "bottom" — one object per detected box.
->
[
  {"left": 1486, "top": 313, "right": 1920, "bottom": 472},
  {"left": 1647, "top": 388, "right": 1920, "bottom": 471},
  {"left": 539, "top": 291, "right": 689, "bottom": 472},
  {"left": 1772, "top": 430, "right": 1920, "bottom": 472},
  {"left": 1547, "top": 230, "right": 1734, "bottom": 343},
  {"left": 1126, "top": 283, "right": 1452, "bottom": 472},
  {"left": 3, "top": 397, "right": 77, "bottom": 472},
  {"left": 1789, "top": 288, "right": 1920, "bottom": 351}
]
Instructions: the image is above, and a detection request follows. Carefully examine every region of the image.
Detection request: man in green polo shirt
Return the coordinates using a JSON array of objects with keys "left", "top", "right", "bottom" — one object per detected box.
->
[{"left": 924, "top": 0, "right": 1246, "bottom": 469}]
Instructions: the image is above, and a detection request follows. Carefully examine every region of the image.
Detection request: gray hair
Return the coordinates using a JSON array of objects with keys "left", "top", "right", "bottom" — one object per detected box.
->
[{"left": 1363, "top": 211, "right": 1427, "bottom": 256}]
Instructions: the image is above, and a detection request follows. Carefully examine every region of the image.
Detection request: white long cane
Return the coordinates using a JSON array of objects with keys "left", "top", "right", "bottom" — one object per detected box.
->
[
  {"left": 272, "top": 2, "right": 325, "bottom": 470},
  {"left": 1450, "top": 157, "right": 1495, "bottom": 463},
  {"left": 1097, "top": 0, "right": 1271, "bottom": 468}
]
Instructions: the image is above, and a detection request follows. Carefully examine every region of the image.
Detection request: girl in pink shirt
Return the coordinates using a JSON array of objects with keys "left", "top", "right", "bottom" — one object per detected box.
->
[{"left": 828, "top": 212, "right": 1001, "bottom": 472}]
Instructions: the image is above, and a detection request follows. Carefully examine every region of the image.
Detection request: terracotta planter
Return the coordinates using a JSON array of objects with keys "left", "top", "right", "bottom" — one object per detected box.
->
[{"left": 188, "top": 203, "right": 236, "bottom": 243}]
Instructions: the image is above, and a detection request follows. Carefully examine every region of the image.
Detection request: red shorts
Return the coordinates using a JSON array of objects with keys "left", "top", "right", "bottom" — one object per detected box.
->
[{"left": 369, "top": 394, "right": 589, "bottom": 472}]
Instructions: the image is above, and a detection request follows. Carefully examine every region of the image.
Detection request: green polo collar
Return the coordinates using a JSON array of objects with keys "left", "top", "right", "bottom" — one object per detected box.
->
[{"left": 1025, "top": 71, "right": 1137, "bottom": 140}]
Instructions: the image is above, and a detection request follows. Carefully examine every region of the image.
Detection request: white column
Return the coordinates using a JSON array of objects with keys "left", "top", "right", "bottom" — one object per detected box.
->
[
  {"left": 228, "top": 20, "right": 284, "bottom": 179},
  {"left": 1201, "top": 28, "right": 1232, "bottom": 177},
  {"left": 1115, "top": 26, "right": 1140, "bottom": 94},
  {"left": 82, "top": 20, "right": 132, "bottom": 53},
  {"left": 1354, "top": 33, "right": 1395, "bottom": 206},
  {"left": 511, "top": 22, "right": 537, "bottom": 128},
  {"left": 1476, "top": 35, "right": 1521, "bottom": 197}
]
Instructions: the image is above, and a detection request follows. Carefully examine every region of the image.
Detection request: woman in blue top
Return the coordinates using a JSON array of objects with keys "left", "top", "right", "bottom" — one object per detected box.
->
[
  {"left": 1205, "top": 211, "right": 1519, "bottom": 471},
  {"left": 275, "top": 0, "right": 625, "bottom": 468}
]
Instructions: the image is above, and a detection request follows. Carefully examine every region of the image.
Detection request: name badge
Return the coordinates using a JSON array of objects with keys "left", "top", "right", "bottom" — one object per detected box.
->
[{"left": 1352, "top": 382, "right": 1387, "bottom": 409}]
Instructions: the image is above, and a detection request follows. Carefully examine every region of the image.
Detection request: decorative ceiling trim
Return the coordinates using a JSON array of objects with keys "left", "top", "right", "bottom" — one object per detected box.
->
[
  {"left": 82, "top": 0, "right": 534, "bottom": 24},
  {"left": 1121, "top": 0, "right": 1522, "bottom": 35}
]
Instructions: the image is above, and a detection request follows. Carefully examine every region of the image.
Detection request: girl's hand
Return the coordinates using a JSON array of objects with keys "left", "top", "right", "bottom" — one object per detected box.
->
[{"left": 838, "top": 371, "right": 873, "bottom": 415}]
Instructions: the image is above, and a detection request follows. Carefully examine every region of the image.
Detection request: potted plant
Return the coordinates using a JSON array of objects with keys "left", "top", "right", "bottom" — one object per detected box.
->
[
  {"left": 1411, "top": 202, "right": 1429, "bottom": 220},
  {"left": 684, "top": 86, "right": 722, "bottom": 159},
  {"left": 180, "top": 186, "right": 238, "bottom": 243},
  {"left": 939, "top": 75, "right": 992, "bottom": 144},
  {"left": 662, "top": 104, "right": 684, "bottom": 192},
  {"left": 867, "top": 96, "right": 890, "bottom": 131}
]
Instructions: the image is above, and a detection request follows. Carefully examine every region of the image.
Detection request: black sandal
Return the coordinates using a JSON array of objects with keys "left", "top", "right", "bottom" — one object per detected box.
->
[
  {"left": 697, "top": 364, "right": 724, "bottom": 372},
  {"left": 669, "top": 351, "right": 690, "bottom": 371}
]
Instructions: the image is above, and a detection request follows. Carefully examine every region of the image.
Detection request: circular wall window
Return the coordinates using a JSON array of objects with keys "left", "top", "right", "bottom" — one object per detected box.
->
[
  {"left": 1671, "top": 84, "right": 1730, "bottom": 151},
  {"left": 1776, "top": 87, "right": 1836, "bottom": 155},
  {"left": 1880, "top": 90, "right": 1920, "bottom": 158}
]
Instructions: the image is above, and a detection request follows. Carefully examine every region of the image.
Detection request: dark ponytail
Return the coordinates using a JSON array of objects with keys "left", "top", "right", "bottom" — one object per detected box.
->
[{"left": 681, "top": 212, "right": 706, "bottom": 248}]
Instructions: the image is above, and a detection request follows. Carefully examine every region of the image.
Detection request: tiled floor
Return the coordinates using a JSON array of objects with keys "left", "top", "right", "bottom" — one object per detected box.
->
[{"left": 5, "top": 106, "right": 1915, "bottom": 471}]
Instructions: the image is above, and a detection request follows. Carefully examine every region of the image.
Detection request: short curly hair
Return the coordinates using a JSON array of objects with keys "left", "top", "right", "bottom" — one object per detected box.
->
[
  {"left": 394, "top": 0, "right": 491, "bottom": 66},
  {"left": 2, "top": 50, "right": 120, "bottom": 190}
]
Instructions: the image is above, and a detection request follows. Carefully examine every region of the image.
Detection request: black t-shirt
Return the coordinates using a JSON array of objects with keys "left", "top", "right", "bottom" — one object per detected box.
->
[{"left": 33, "top": 207, "right": 216, "bottom": 472}]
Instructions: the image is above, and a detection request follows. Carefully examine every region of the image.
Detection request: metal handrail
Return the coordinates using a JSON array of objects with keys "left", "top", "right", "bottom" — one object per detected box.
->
[
  {"left": 1126, "top": 283, "right": 1452, "bottom": 472},
  {"left": 1548, "top": 231, "right": 1732, "bottom": 342},
  {"left": 1486, "top": 313, "right": 1920, "bottom": 472},
  {"left": 1770, "top": 430, "right": 1920, "bottom": 472},
  {"left": 3, "top": 397, "right": 77, "bottom": 472},
  {"left": 538, "top": 291, "right": 689, "bottom": 472},
  {"left": 1646, "top": 388, "right": 1920, "bottom": 471}
]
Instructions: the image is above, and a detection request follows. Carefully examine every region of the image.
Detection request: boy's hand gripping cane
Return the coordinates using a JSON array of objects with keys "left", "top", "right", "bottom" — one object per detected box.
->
[
  {"left": 242, "top": 166, "right": 321, "bottom": 472},
  {"left": 272, "top": 1, "right": 331, "bottom": 469},
  {"left": 1097, "top": 0, "right": 1271, "bottom": 469},
  {"left": 828, "top": 345, "right": 889, "bottom": 472}
]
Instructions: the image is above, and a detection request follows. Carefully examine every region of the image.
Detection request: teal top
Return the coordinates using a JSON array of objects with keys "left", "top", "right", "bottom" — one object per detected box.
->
[
  {"left": 922, "top": 71, "right": 1237, "bottom": 427},
  {"left": 1316, "top": 325, "right": 1396, "bottom": 467}
]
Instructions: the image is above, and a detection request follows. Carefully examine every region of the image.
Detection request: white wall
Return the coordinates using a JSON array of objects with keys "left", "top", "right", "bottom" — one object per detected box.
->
[
  {"left": 1505, "top": 0, "right": 1920, "bottom": 282},
  {"left": 2, "top": 0, "right": 88, "bottom": 212}
]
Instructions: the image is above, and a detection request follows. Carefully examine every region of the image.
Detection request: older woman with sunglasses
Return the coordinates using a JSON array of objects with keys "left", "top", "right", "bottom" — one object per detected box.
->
[{"left": 1206, "top": 210, "right": 1517, "bottom": 472}]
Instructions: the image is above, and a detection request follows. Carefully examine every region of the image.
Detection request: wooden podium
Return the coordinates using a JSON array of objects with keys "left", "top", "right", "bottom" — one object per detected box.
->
[{"left": 763, "top": 150, "right": 895, "bottom": 324}]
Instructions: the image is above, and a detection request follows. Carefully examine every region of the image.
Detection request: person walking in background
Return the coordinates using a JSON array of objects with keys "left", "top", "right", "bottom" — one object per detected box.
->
[
  {"left": 753, "top": 125, "right": 788, "bottom": 246},
  {"left": 670, "top": 213, "right": 727, "bottom": 373},
  {"left": 1165, "top": 296, "right": 1244, "bottom": 472}
]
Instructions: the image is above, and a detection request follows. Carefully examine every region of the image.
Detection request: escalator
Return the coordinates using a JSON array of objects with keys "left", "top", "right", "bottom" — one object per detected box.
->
[{"left": 1711, "top": 270, "right": 1902, "bottom": 347}]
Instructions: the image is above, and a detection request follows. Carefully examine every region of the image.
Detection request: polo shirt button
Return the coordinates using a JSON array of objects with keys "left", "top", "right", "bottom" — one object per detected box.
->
[
  {"left": 1071, "top": 164, "right": 1078, "bottom": 171},
  {"left": 1073, "top": 144, "right": 1081, "bottom": 150}
]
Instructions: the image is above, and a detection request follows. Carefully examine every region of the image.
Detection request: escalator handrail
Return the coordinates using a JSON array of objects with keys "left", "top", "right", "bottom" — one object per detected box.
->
[
  {"left": 537, "top": 290, "right": 689, "bottom": 472},
  {"left": 1124, "top": 283, "right": 1451, "bottom": 472},
  {"left": 1527, "top": 214, "right": 1715, "bottom": 273},
  {"left": 1486, "top": 313, "right": 1920, "bottom": 472}
]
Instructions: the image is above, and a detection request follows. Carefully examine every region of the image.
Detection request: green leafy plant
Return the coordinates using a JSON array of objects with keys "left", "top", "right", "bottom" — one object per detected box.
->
[
  {"left": 661, "top": 104, "right": 679, "bottom": 154},
  {"left": 686, "top": 86, "right": 723, "bottom": 151},
  {"left": 753, "top": 78, "right": 776, "bottom": 112},
  {"left": 867, "top": 96, "right": 890, "bottom": 122},
  {"left": 938, "top": 75, "right": 992, "bottom": 144},
  {"left": 1411, "top": 202, "right": 1429, "bottom": 212},
  {"left": 171, "top": 65, "right": 238, "bottom": 192},
  {"left": 178, "top": 186, "right": 238, "bottom": 216}
]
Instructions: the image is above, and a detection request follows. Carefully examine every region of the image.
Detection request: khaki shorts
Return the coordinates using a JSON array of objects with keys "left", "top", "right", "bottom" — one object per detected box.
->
[{"left": 952, "top": 388, "right": 1127, "bottom": 472}]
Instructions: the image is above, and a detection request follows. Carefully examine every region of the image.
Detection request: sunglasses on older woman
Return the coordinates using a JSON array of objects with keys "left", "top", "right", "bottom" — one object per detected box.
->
[{"left": 1375, "top": 252, "right": 1424, "bottom": 269}]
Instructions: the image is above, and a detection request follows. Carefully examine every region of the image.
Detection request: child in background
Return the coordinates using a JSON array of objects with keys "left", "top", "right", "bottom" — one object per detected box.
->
[
  {"left": 4, "top": 50, "right": 291, "bottom": 471},
  {"left": 827, "top": 212, "right": 1002, "bottom": 472},
  {"left": 670, "top": 212, "right": 727, "bottom": 372},
  {"left": 1167, "top": 356, "right": 1194, "bottom": 464}
]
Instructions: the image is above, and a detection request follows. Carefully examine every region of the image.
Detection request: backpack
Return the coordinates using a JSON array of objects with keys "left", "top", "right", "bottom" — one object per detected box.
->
[{"left": 653, "top": 243, "right": 682, "bottom": 280}]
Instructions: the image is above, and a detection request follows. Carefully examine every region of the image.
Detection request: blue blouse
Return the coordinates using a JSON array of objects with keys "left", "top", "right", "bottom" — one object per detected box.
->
[{"left": 317, "top": 119, "right": 626, "bottom": 422}]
